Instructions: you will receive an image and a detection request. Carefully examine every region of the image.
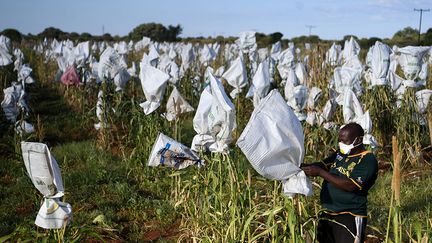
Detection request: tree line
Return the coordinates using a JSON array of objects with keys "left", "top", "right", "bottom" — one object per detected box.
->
[{"left": 1, "top": 23, "right": 432, "bottom": 48}]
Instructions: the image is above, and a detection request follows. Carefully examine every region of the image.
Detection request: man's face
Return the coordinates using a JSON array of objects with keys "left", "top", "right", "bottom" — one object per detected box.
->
[{"left": 339, "top": 128, "right": 355, "bottom": 145}]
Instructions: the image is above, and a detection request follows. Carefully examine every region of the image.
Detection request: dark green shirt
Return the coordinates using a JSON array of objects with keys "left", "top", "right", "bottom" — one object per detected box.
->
[{"left": 320, "top": 150, "right": 378, "bottom": 217}]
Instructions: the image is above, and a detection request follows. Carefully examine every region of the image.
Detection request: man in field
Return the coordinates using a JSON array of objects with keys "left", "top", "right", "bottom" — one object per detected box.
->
[{"left": 301, "top": 123, "right": 378, "bottom": 243}]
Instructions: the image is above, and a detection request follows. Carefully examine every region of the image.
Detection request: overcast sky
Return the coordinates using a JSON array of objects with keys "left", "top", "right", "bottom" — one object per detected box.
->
[{"left": 0, "top": 0, "right": 431, "bottom": 40}]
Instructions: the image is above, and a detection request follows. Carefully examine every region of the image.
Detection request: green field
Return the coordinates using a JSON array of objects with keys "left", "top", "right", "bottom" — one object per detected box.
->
[{"left": 1, "top": 43, "right": 432, "bottom": 242}]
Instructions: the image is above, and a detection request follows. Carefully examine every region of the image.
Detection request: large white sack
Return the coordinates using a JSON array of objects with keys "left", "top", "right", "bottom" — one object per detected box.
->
[
  {"left": 332, "top": 67, "right": 363, "bottom": 100},
  {"left": 342, "top": 37, "right": 360, "bottom": 62},
  {"left": 18, "top": 64, "right": 36, "bottom": 84},
  {"left": 235, "top": 31, "right": 257, "bottom": 53},
  {"left": 247, "top": 59, "right": 271, "bottom": 107},
  {"left": 1, "top": 83, "right": 21, "bottom": 122},
  {"left": 148, "top": 43, "right": 160, "bottom": 67},
  {"left": 199, "top": 44, "right": 216, "bottom": 66},
  {"left": 236, "top": 90, "right": 312, "bottom": 197},
  {"left": 222, "top": 56, "right": 248, "bottom": 98},
  {"left": 98, "top": 47, "right": 128, "bottom": 83},
  {"left": 139, "top": 63, "right": 169, "bottom": 115},
  {"left": 164, "top": 87, "right": 194, "bottom": 121},
  {"left": 0, "top": 35, "right": 11, "bottom": 52},
  {"left": 148, "top": 133, "right": 202, "bottom": 169},
  {"left": 342, "top": 89, "right": 364, "bottom": 123},
  {"left": 270, "top": 41, "right": 282, "bottom": 60},
  {"left": 180, "top": 43, "right": 194, "bottom": 72},
  {"left": 192, "top": 70, "right": 236, "bottom": 152},
  {"left": 366, "top": 41, "right": 391, "bottom": 86},
  {"left": 286, "top": 85, "right": 308, "bottom": 121},
  {"left": 326, "top": 42, "right": 341, "bottom": 66},
  {"left": 395, "top": 46, "right": 430, "bottom": 80},
  {"left": 73, "top": 41, "right": 90, "bottom": 67},
  {"left": 295, "top": 62, "right": 308, "bottom": 86},
  {"left": 0, "top": 47, "right": 13, "bottom": 66}
]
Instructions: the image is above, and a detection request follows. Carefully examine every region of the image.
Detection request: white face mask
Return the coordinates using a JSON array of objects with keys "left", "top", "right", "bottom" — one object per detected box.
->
[{"left": 339, "top": 137, "right": 362, "bottom": 155}]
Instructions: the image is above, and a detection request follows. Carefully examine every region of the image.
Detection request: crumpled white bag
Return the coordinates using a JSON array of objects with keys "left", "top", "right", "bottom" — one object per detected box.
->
[
  {"left": 270, "top": 41, "right": 282, "bottom": 60},
  {"left": 342, "top": 37, "right": 360, "bottom": 62},
  {"left": 139, "top": 63, "right": 169, "bottom": 115},
  {"left": 236, "top": 90, "right": 312, "bottom": 197},
  {"left": 148, "top": 133, "right": 202, "bottom": 169},
  {"left": 332, "top": 67, "right": 363, "bottom": 102},
  {"left": 15, "top": 120, "right": 35, "bottom": 134},
  {"left": 222, "top": 56, "right": 248, "bottom": 98},
  {"left": 307, "top": 87, "right": 322, "bottom": 110},
  {"left": 415, "top": 89, "right": 432, "bottom": 114},
  {"left": 35, "top": 198, "right": 72, "bottom": 229},
  {"left": 191, "top": 69, "right": 236, "bottom": 152},
  {"left": 0, "top": 46, "right": 13, "bottom": 66},
  {"left": 235, "top": 31, "right": 257, "bottom": 53},
  {"left": 21, "top": 142, "right": 72, "bottom": 229},
  {"left": 199, "top": 44, "right": 216, "bottom": 66},
  {"left": 164, "top": 87, "right": 194, "bottom": 121},
  {"left": 394, "top": 46, "right": 430, "bottom": 81},
  {"left": 1, "top": 83, "right": 21, "bottom": 122},
  {"left": 98, "top": 47, "right": 130, "bottom": 91},
  {"left": 247, "top": 59, "right": 271, "bottom": 107},
  {"left": 285, "top": 85, "right": 308, "bottom": 121}
]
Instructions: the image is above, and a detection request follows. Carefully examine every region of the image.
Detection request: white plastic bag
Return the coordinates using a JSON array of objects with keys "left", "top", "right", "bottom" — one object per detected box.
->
[
  {"left": 235, "top": 31, "right": 257, "bottom": 53},
  {"left": 247, "top": 59, "right": 271, "bottom": 107},
  {"left": 192, "top": 70, "right": 236, "bottom": 152},
  {"left": 366, "top": 41, "right": 391, "bottom": 87},
  {"left": 237, "top": 90, "right": 312, "bottom": 197},
  {"left": 148, "top": 133, "right": 202, "bottom": 169},
  {"left": 139, "top": 63, "right": 169, "bottom": 115},
  {"left": 21, "top": 142, "right": 72, "bottom": 229},
  {"left": 222, "top": 56, "right": 248, "bottom": 98},
  {"left": 415, "top": 89, "right": 432, "bottom": 114},
  {"left": 164, "top": 87, "right": 194, "bottom": 121}
]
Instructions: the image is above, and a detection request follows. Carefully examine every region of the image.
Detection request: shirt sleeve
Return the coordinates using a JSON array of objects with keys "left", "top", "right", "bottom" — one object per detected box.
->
[{"left": 349, "top": 154, "right": 378, "bottom": 190}]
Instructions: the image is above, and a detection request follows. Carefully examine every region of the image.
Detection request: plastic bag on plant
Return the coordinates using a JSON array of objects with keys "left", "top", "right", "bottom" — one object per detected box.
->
[
  {"left": 149, "top": 133, "right": 202, "bottom": 169},
  {"left": 365, "top": 41, "right": 391, "bottom": 87},
  {"left": 285, "top": 85, "right": 308, "bottom": 121},
  {"left": 326, "top": 42, "right": 341, "bottom": 66},
  {"left": 235, "top": 31, "right": 257, "bottom": 53},
  {"left": 307, "top": 87, "right": 322, "bottom": 110},
  {"left": 192, "top": 69, "right": 236, "bottom": 152},
  {"left": 222, "top": 56, "right": 248, "bottom": 98},
  {"left": 61, "top": 66, "right": 80, "bottom": 86},
  {"left": 395, "top": 46, "right": 430, "bottom": 81},
  {"left": 164, "top": 87, "right": 194, "bottom": 121},
  {"left": 139, "top": 63, "right": 169, "bottom": 115},
  {"left": 247, "top": 59, "right": 271, "bottom": 107},
  {"left": 237, "top": 90, "right": 312, "bottom": 197},
  {"left": 15, "top": 120, "right": 35, "bottom": 134},
  {"left": 21, "top": 142, "right": 72, "bottom": 229},
  {"left": 1, "top": 82, "right": 22, "bottom": 122},
  {"left": 415, "top": 89, "right": 432, "bottom": 114},
  {"left": 0, "top": 46, "right": 13, "bottom": 66},
  {"left": 342, "top": 37, "right": 360, "bottom": 62}
]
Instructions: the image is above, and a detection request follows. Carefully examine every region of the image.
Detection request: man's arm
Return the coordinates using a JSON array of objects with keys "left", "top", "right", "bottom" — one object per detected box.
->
[{"left": 301, "top": 165, "right": 358, "bottom": 192}]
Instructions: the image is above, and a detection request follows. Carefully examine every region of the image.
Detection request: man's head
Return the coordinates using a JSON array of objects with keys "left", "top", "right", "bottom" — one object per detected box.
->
[{"left": 339, "top": 123, "right": 364, "bottom": 146}]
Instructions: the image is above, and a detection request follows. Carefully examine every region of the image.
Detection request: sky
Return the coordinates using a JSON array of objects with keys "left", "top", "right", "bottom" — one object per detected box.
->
[{"left": 0, "top": 0, "right": 431, "bottom": 40}]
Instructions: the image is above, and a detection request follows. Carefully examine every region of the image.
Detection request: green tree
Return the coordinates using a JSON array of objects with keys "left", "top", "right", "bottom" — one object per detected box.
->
[
  {"left": 0, "top": 28, "right": 22, "bottom": 43},
  {"left": 391, "top": 27, "right": 418, "bottom": 46},
  {"left": 128, "top": 23, "right": 182, "bottom": 42},
  {"left": 38, "top": 27, "right": 66, "bottom": 40}
]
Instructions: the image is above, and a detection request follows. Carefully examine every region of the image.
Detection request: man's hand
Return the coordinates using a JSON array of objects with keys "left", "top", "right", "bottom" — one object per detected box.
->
[{"left": 301, "top": 165, "right": 323, "bottom": 177}]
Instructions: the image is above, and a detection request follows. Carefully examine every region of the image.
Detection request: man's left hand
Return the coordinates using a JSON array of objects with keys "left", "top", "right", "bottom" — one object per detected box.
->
[{"left": 301, "top": 165, "right": 323, "bottom": 177}]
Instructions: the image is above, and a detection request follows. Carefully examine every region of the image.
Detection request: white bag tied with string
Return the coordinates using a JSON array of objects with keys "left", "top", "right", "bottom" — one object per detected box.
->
[
  {"left": 139, "top": 63, "right": 169, "bottom": 115},
  {"left": 247, "top": 59, "right": 271, "bottom": 107},
  {"left": 366, "top": 41, "right": 391, "bottom": 87},
  {"left": 222, "top": 56, "right": 248, "bottom": 98},
  {"left": 192, "top": 70, "right": 236, "bottom": 153},
  {"left": 1, "top": 83, "right": 21, "bottom": 122},
  {"left": 395, "top": 46, "right": 430, "bottom": 81},
  {"left": 21, "top": 142, "right": 72, "bottom": 229},
  {"left": 342, "top": 37, "right": 360, "bottom": 62},
  {"left": 164, "top": 87, "right": 194, "bottom": 121},
  {"left": 307, "top": 87, "right": 322, "bottom": 110},
  {"left": 148, "top": 133, "right": 202, "bottom": 170},
  {"left": 237, "top": 90, "right": 312, "bottom": 197}
]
